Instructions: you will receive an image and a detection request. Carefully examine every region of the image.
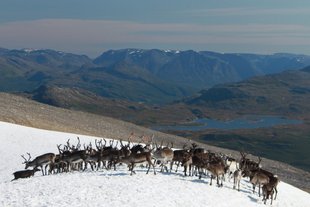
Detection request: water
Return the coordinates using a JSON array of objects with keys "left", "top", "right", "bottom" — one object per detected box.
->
[{"left": 153, "top": 115, "right": 302, "bottom": 131}]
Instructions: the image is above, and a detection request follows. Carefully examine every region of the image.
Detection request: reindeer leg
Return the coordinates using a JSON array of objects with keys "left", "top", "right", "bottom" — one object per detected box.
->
[
  {"left": 153, "top": 162, "right": 156, "bottom": 175},
  {"left": 44, "top": 165, "right": 47, "bottom": 175},
  {"left": 220, "top": 175, "right": 223, "bottom": 187},
  {"left": 41, "top": 166, "right": 44, "bottom": 176},
  {"left": 176, "top": 161, "right": 180, "bottom": 172},
  {"left": 146, "top": 162, "right": 151, "bottom": 174},
  {"left": 45, "top": 165, "right": 49, "bottom": 175},
  {"left": 165, "top": 164, "right": 168, "bottom": 173},
  {"left": 96, "top": 161, "right": 100, "bottom": 170},
  {"left": 130, "top": 163, "right": 136, "bottom": 175},
  {"left": 198, "top": 168, "right": 203, "bottom": 179},
  {"left": 274, "top": 187, "right": 277, "bottom": 200}
]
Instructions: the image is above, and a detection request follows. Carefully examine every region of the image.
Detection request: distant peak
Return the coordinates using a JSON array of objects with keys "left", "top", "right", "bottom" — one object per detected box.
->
[{"left": 22, "top": 48, "right": 38, "bottom": 53}]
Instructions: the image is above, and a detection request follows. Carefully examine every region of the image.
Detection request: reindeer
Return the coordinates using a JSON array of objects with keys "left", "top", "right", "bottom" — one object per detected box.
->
[
  {"left": 11, "top": 167, "right": 41, "bottom": 181},
  {"left": 262, "top": 183, "right": 275, "bottom": 205},
  {"left": 170, "top": 142, "right": 191, "bottom": 173},
  {"left": 21, "top": 152, "right": 56, "bottom": 175},
  {"left": 250, "top": 171, "right": 270, "bottom": 197},
  {"left": 233, "top": 169, "right": 242, "bottom": 191},
  {"left": 191, "top": 153, "right": 208, "bottom": 177},
  {"left": 268, "top": 175, "right": 280, "bottom": 201},
  {"left": 181, "top": 150, "right": 193, "bottom": 176},
  {"left": 117, "top": 149, "right": 156, "bottom": 176},
  {"left": 153, "top": 140, "right": 174, "bottom": 173},
  {"left": 256, "top": 169, "right": 280, "bottom": 201},
  {"left": 225, "top": 156, "right": 239, "bottom": 181},
  {"left": 57, "top": 141, "right": 89, "bottom": 172},
  {"left": 82, "top": 142, "right": 99, "bottom": 171},
  {"left": 206, "top": 160, "right": 228, "bottom": 187},
  {"left": 239, "top": 152, "right": 262, "bottom": 175}
]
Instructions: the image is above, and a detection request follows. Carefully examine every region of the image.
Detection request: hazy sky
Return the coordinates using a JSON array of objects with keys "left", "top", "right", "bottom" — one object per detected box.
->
[{"left": 0, "top": 0, "right": 310, "bottom": 57}]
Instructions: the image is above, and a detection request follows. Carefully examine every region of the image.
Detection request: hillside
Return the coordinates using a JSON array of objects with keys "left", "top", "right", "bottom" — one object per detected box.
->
[
  {"left": 0, "top": 92, "right": 309, "bottom": 192},
  {"left": 184, "top": 67, "right": 310, "bottom": 119},
  {"left": 0, "top": 122, "right": 310, "bottom": 206}
]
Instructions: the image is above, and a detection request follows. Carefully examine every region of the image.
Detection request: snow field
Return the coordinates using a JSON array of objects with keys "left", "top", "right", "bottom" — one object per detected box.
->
[{"left": 0, "top": 121, "right": 309, "bottom": 207}]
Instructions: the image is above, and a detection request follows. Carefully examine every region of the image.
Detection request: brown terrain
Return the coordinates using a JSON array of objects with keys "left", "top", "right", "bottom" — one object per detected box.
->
[{"left": 0, "top": 92, "right": 309, "bottom": 192}]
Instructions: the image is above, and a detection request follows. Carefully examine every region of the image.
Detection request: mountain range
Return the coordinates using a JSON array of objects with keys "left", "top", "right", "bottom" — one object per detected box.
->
[{"left": 1, "top": 47, "right": 310, "bottom": 103}]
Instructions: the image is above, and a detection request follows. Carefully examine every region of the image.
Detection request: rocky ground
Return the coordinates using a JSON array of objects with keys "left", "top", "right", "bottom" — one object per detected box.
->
[{"left": 0, "top": 92, "right": 309, "bottom": 192}]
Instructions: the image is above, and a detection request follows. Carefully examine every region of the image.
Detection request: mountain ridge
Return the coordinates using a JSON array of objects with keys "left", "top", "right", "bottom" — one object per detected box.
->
[{"left": 1, "top": 47, "right": 310, "bottom": 103}]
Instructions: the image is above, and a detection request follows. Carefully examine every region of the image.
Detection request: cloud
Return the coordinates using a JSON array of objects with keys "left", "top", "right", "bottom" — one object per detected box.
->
[
  {"left": 182, "top": 7, "right": 310, "bottom": 17},
  {"left": 0, "top": 19, "right": 309, "bottom": 56}
]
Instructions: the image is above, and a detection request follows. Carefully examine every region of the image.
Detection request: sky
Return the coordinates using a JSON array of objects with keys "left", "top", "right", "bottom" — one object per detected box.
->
[{"left": 0, "top": 0, "right": 310, "bottom": 57}]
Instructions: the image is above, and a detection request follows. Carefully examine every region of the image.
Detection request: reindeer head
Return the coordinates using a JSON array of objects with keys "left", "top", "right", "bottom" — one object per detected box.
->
[{"left": 21, "top": 153, "right": 32, "bottom": 169}]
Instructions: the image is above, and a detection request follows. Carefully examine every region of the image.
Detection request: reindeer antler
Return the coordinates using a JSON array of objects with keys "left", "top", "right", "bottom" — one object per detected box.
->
[
  {"left": 95, "top": 139, "right": 100, "bottom": 150},
  {"left": 57, "top": 144, "right": 63, "bottom": 154},
  {"left": 26, "top": 152, "right": 31, "bottom": 161},
  {"left": 66, "top": 139, "right": 71, "bottom": 148},
  {"left": 76, "top": 137, "right": 81, "bottom": 150},
  {"left": 258, "top": 156, "right": 262, "bottom": 165},
  {"left": 21, "top": 154, "right": 28, "bottom": 163}
]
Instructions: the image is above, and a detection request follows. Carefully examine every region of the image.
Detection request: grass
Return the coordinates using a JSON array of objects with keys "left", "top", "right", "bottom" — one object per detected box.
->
[{"left": 183, "top": 124, "right": 310, "bottom": 172}]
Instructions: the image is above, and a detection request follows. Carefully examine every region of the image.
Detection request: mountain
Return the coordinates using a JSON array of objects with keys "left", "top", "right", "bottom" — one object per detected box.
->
[
  {"left": 65, "top": 61, "right": 191, "bottom": 103},
  {"left": 184, "top": 67, "right": 310, "bottom": 118},
  {"left": 94, "top": 49, "right": 310, "bottom": 90},
  {"left": 0, "top": 48, "right": 93, "bottom": 92},
  {"left": 1, "top": 47, "right": 310, "bottom": 103}
]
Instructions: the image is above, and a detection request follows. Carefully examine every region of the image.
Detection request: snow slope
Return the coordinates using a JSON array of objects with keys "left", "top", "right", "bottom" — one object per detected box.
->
[{"left": 0, "top": 121, "right": 309, "bottom": 207}]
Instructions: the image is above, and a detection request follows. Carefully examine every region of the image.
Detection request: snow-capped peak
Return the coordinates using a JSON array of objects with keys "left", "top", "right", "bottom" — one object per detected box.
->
[{"left": 22, "top": 48, "right": 38, "bottom": 53}]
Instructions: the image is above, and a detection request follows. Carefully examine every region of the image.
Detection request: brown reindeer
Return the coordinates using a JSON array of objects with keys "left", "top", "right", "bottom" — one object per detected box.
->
[
  {"left": 261, "top": 173, "right": 280, "bottom": 202},
  {"left": 262, "top": 183, "right": 275, "bottom": 205},
  {"left": 206, "top": 160, "right": 228, "bottom": 187},
  {"left": 170, "top": 142, "right": 191, "bottom": 173},
  {"left": 240, "top": 152, "right": 262, "bottom": 173},
  {"left": 250, "top": 171, "right": 270, "bottom": 197},
  {"left": 117, "top": 150, "right": 156, "bottom": 176},
  {"left": 153, "top": 140, "right": 174, "bottom": 173},
  {"left": 11, "top": 167, "right": 41, "bottom": 181},
  {"left": 181, "top": 151, "right": 193, "bottom": 176},
  {"left": 22, "top": 152, "right": 56, "bottom": 175}
]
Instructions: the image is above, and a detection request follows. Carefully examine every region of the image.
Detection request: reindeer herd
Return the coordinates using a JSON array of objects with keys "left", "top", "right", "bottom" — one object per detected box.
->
[{"left": 12, "top": 135, "right": 280, "bottom": 205}]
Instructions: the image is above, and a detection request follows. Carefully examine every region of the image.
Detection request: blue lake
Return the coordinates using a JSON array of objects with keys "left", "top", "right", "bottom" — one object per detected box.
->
[{"left": 153, "top": 115, "right": 303, "bottom": 131}]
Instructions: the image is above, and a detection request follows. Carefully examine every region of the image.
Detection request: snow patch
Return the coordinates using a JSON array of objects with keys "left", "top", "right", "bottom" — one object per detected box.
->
[{"left": 22, "top": 48, "right": 37, "bottom": 53}]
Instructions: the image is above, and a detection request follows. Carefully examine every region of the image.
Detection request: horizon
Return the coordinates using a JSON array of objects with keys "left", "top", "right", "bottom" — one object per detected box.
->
[
  {"left": 1, "top": 46, "right": 310, "bottom": 59},
  {"left": 0, "top": 0, "right": 310, "bottom": 57}
]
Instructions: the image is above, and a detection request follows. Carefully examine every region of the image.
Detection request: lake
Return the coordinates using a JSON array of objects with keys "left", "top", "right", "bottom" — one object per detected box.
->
[{"left": 153, "top": 115, "right": 303, "bottom": 131}]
